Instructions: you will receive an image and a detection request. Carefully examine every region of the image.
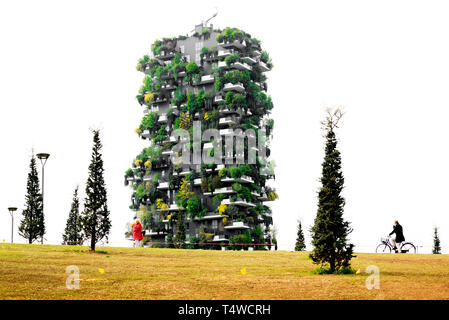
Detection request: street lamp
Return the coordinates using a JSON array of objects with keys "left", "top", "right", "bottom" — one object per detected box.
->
[
  {"left": 8, "top": 207, "right": 17, "bottom": 243},
  {"left": 36, "top": 153, "right": 50, "bottom": 244}
]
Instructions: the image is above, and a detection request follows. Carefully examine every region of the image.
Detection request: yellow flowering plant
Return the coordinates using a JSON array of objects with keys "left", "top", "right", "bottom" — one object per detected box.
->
[
  {"left": 217, "top": 203, "right": 227, "bottom": 215},
  {"left": 144, "top": 92, "right": 155, "bottom": 103}
]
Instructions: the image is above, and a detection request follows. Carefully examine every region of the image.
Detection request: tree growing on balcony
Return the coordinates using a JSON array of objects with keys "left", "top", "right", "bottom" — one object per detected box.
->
[
  {"left": 80, "top": 130, "right": 111, "bottom": 252},
  {"left": 295, "top": 220, "right": 306, "bottom": 251},
  {"left": 18, "top": 155, "right": 44, "bottom": 244},
  {"left": 174, "top": 212, "right": 186, "bottom": 249},
  {"left": 433, "top": 227, "right": 441, "bottom": 254},
  {"left": 310, "top": 109, "right": 354, "bottom": 273},
  {"left": 62, "top": 187, "right": 83, "bottom": 245}
]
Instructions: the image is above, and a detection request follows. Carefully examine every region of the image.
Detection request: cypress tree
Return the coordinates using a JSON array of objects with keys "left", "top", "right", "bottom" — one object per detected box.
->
[
  {"left": 19, "top": 155, "right": 45, "bottom": 244},
  {"left": 62, "top": 187, "right": 83, "bottom": 245},
  {"left": 80, "top": 130, "right": 111, "bottom": 251},
  {"left": 310, "top": 109, "right": 354, "bottom": 273},
  {"left": 433, "top": 227, "right": 441, "bottom": 254},
  {"left": 174, "top": 212, "right": 186, "bottom": 249},
  {"left": 295, "top": 220, "right": 306, "bottom": 251}
]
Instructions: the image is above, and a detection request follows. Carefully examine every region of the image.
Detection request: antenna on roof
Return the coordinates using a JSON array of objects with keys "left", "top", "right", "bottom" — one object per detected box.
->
[{"left": 204, "top": 7, "right": 218, "bottom": 27}]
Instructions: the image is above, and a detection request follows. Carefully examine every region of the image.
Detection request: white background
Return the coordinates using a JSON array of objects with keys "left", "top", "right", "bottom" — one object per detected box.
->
[{"left": 1, "top": 0, "right": 448, "bottom": 253}]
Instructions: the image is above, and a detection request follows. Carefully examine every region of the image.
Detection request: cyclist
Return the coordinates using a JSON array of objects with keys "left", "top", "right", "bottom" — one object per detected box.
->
[{"left": 388, "top": 220, "right": 405, "bottom": 253}]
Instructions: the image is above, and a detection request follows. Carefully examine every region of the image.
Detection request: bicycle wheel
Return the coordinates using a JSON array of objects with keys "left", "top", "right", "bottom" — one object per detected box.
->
[
  {"left": 376, "top": 243, "right": 391, "bottom": 253},
  {"left": 400, "top": 242, "right": 416, "bottom": 254}
]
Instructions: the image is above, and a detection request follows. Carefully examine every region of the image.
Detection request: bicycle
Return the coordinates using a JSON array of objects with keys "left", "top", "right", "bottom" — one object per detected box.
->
[{"left": 376, "top": 236, "right": 416, "bottom": 254}]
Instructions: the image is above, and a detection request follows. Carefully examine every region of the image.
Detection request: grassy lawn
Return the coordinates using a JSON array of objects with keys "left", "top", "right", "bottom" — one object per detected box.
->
[{"left": 0, "top": 243, "right": 448, "bottom": 300}]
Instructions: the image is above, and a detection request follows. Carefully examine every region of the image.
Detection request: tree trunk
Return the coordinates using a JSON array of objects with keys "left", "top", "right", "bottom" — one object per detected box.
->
[{"left": 90, "top": 226, "right": 96, "bottom": 251}]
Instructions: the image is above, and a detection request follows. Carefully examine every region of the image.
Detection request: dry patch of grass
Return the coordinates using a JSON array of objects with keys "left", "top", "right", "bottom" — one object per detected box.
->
[{"left": 0, "top": 244, "right": 448, "bottom": 300}]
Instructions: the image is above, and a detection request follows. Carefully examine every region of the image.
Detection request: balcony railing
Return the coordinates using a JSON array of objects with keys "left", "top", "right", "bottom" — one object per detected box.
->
[
  {"left": 201, "top": 74, "right": 215, "bottom": 84},
  {"left": 158, "top": 114, "right": 167, "bottom": 123},
  {"left": 222, "top": 198, "right": 256, "bottom": 208},
  {"left": 242, "top": 56, "right": 257, "bottom": 65},
  {"left": 220, "top": 39, "right": 246, "bottom": 49},
  {"left": 258, "top": 61, "right": 270, "bottom": 72},
  {"left": 219, "top": 117, "right": 235, "bottom": 126},
  {"left": 239, "top": 175, "right": 254, "bottom": 184},
  {"left": 218, "top": 61, "right": 227, "bottom": 68},
  {"left": 213, "top": 234, "right": 230, "bottom": 242},
  {"left": 157, "top": 182, "right": 169, "bottom": 189},
  {"left": 223, "top": 82, "right": 245, "bottom": 93},
  {"left": 217, "top": 49, "right": 233, "bottom": 57},
  {"left": 232, "top": 61, "right": 252, "bottom": 71},
  {"left": 142, "top": 130, "right": 151, "bottom": 138},
  {"left": 224, "top": 221, "right": 250, "bottom": 230},
  {"left": 214, "top": 95, "right": 224, "bottom": 103},
  {"left": 214, "top": 186, "right": 235, "bottom": 194}
]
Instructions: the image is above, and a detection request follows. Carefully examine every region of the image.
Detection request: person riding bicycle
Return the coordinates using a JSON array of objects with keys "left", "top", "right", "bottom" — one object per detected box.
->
[{"left": 388, "top": 220, "right": 405, "bottom": 253}]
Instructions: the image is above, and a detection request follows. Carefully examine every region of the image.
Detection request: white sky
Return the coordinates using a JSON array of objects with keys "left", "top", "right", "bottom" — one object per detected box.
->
[{"left": 1, "top": 0, "right": 448, "bottom": 253}]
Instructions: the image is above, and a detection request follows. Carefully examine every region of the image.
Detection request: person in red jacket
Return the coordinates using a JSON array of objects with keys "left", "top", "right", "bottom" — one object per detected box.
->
[{"left": 132, "top": 220, "right": 143, "bottom": 247}]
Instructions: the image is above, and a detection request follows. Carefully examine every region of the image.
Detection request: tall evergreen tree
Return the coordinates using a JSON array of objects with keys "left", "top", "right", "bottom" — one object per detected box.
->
[
  {"left": 80, "top": 130, "right": 111, "bottom": 251},
  {"left": 174, "top": 212, "right": 186, "bottom": 249},
  {"left": 19, "top": 155, "right": 45, "bottom": 244},
  {"left": 62, "top": 187, "right": 83, "bottom": 245},
  {"left": 310, "top": 109, "right": 354, "bottom": 273},
  {"left": 433, "top": 227, "right": 441, "bottom": 254},
  {"left": 295, "top": 220, "right": 306, "bottom": 251}
]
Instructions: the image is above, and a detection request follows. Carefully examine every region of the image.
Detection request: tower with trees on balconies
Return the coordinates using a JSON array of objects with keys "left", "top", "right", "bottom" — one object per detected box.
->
[{"left": 124, "top": 21, "right": 278, "bottom": 250}]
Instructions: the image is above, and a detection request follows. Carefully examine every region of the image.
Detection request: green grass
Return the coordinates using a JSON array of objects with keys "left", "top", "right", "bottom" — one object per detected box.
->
[{"left": 0, "top": 243, "right": 448, "bottom": 300}]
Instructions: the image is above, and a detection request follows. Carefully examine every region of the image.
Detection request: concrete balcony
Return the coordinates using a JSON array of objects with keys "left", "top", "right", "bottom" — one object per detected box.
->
[
  {"left": 169, "top": 204, "right": 182, "bottom": 211},
  {"left": 194, "top": 212, "right": 229, "bottom": 221},
  {"left": 177, "top": 71, "right": 186, "bottom": 78},
  {"left": 214, "top": 95, "right": 224, "bottom": 103},
  {"left": 258, "top": 61, "right": 270, "bottom": 72},
  {"left": 240, "top": 175, "right": 254, "bottom": 184},
  {"left": 224, "top": 221, "right": 250, "bottom": 230},
  {"left": 220, "top": 39, "right": 246, "bottom": 49},
  {"left": 222, "top": 198, "right": 256, "bottom": 208},
  {"left": 253, "top": 50, "right": 262, "bottom": 57},
  {"left": 219, "top": 106, "right": 240, "bottom": 114},
  {"left": 242, "top": 56, "right": 257, "bottom": 64},
  {"left": 258, "top": 193, "right": 268, "bottom": 201},
  {"left": 158, "top": 114, "right": 167, "bottom": 123},
  {"left": 194, "top": 178, "right": 202, "bottom": 185},
  {"left": 214, "top": 187, "right": 235, "bottom": 194},
  {"left": 149, "top": 106, "right": 159, "bottom": 113},
  {"left": 251, "top": 191, "right": 261, "bottom": 197},
  {"left": 201, "top": 74, "right": 215, "bottom": 84},
  {"left": 213, "top": 235, "right": 230, "bottom": 242},
  {"left": 218, "top": 61, "right": 227, "bottom": 68},
  {"left": 155, "top": 50, "right": 175, "bottom": 60},
  {"left": 217, "top": 49, "right": 233, "bottom": 57},
  {"left": 160, "top": 83, "right": 176, "bottom": 90},
  {"left": 142, "top": 130, "right": 151, "bottom": 138},
  {"left": 232, "top": 61, "right": 252, "bottom": 71},
  {"left": 161, "top": 149, "right": 174, "bottom": 156},
  {"left": 223, "top": 82, "right": 245, "bottom": 93},
  {"left": 219, "top": 117, "right": 235, "bottom": 126},
  {"left": 143, "top": 175, "right": 152, "bottom": 182},
  {"left": 157, "top": 182, "right": 169, "bottom": 190}
]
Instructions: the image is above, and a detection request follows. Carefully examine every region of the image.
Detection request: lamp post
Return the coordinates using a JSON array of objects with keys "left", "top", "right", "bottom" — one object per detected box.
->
[
  {"left": 8, "top": 207, "right": 17, "bottom": 243},
  {"left": 36, "top": 153, "right": 50, "bottom": 244}
]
